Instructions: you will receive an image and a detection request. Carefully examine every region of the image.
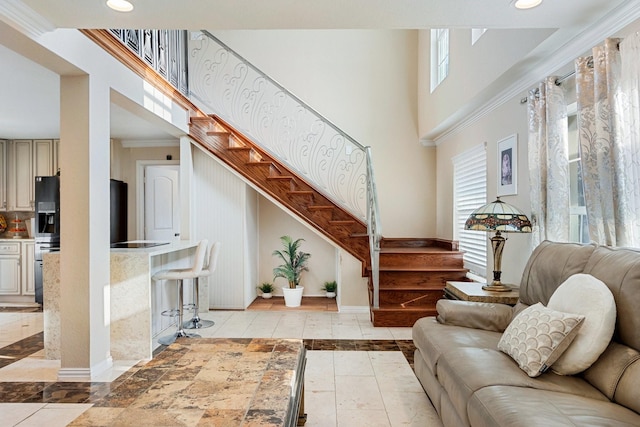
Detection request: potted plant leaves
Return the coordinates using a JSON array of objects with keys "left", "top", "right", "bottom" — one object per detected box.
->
[
  {"left": 321, "top": 280, "right": 337, "bottom": 298},
  {"left": 273, "top": 235, "right": 311, "bottom": 307},
  {"left": 258, "top": 282, "right": 275, "bottom": 299}
]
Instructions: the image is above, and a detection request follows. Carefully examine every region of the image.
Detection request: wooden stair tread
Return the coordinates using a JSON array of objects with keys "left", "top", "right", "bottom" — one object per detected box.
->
[
  {"left": 246, "top": 161, "right": 273, "bottom": 165},
  {"left": 378, "top": 285, "right": 444, "bottom": 291},
  {"left": 266, "top": 176, "right": 295, "bottom": 181},
  {"left": 206, "top": 131, "right": 230, "bottom": 137},
  {"left": 380, "top": 247, "right": 463, "bottom": 254},
  {"left": 288, "top": 190, "right": 313, "bottom": 195},
  {"left": 227, "top": 146, "right": 251, "bottom": 151},
  {"left": 308, "top": 205, "right": 334, "bottom": 211},
  {"left": 379, "top": 266, "right": 467, "bottom": 272},
  {"left": 329, "top": 220, "right": 356, "bottom": 225}
]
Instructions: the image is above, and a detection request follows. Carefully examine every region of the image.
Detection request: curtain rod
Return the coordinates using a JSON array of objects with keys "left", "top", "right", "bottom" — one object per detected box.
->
[{"left": 520, "top": 56, "right": 594, "bottom": 103}]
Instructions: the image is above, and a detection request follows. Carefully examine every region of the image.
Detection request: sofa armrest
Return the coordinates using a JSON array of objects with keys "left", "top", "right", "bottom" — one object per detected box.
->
[{"left": 436, "top": 299, "right": 514, "bottom": 332}]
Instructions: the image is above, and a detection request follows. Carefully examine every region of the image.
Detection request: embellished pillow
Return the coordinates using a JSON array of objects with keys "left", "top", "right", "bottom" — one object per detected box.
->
[
  {"left": 547, "top": 273, "right": 616, "bottom": 375},
  {"left": 498, "top": 303, "right": 585, "bottom": 377}
]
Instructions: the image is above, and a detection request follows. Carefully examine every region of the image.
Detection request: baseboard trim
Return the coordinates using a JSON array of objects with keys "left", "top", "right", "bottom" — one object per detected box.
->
[
  {"left": 338, "top": 306, "right": 369, "bottom": 314},
  {"left": 57, "top": 356, "right": 113, "bottom": 381}
]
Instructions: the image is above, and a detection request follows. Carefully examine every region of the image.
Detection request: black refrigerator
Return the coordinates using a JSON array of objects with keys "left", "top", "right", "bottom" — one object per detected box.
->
[
  {"left": 110, "top": 179, "right": 128, "bottom": 244},
  {"left": 34, "top": 175, "right": 61, "bottom": 305}
]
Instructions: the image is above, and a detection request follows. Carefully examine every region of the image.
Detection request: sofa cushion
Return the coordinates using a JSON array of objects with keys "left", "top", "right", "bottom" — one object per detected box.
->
[
  {"left": 582, "top": 245, "right": 640, "bottom": 352},
  {"left": 498, "top": 303, "right": 585, "bottom": 377},
  {"left": 412, "top": 317, "right": 501, "bottom": 374},
  {"left": 519, "top": 240, "right": 596, "bottom": 306},
  {"left": 582, "top": 341, "right": 640, "bottom": 415},
  {"left": 468, "top": 386, "right": 640, "bottom": 427},
  {"left": 436, "top": 347, "right": 607, "bottom": 425},
  {"left": 436, "top": 299, "right": 514, "bottom": 332},
  {"left": 547, "top": 273, "right": 616, "bottom": 375}
]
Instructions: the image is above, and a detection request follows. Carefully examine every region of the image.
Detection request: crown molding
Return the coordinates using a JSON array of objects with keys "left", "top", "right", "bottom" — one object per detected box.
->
[
  {"left": 431, "top": 0, "right": 640, "bottom": 145},
  {"left": 0, "top": 0, "right": 55, "bottom": 37}
]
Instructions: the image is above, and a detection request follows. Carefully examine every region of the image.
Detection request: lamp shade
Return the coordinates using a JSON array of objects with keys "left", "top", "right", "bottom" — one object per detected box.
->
[{"left": 464, "top": 198, "right": 532, "bottom": 233}]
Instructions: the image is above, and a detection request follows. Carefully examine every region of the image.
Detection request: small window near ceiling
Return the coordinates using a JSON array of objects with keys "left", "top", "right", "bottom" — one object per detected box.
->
[
  {"left": 431, "top": 28, "right": 450, "bottom": 92},
  {"left": 453, "top": 144, "right": 487, "bottom": 278},
  {"left": 471, "top": 28, "right": 487, "bottom": 45},
  {"left": 567, "top": 103, "right": 589, "bottom": 243}
]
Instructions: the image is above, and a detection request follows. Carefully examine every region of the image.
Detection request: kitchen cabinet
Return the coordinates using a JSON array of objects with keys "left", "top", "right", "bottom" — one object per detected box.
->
[
  {"left": 0, "top": 241, "right": 21, "bottom": 295},
  {"left": 22, "top": 241, "right": 35, "bottom": 295},
  {"left": 7, "top": 140, "right": 33, "bottom": 211},
  {"left": 53, "top": 139, "right": 60, "bottom": 175},
  {"left": 2, "top": 139, "right": 58, "bottom": 212},
  {"left": 34, "top": 139, "right": 55, "bottom": 177},
  {"left": 0, "top": 140, "right": 5, "bottom": 210}
]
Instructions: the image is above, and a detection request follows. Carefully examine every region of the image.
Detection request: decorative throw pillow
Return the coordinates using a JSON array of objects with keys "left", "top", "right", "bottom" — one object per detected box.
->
[
  {"left": 498, "top": 303, "right": 585, "bottom": 377},
  {"left": 547, "top": 273, "right": 616, "bottom": 375}
]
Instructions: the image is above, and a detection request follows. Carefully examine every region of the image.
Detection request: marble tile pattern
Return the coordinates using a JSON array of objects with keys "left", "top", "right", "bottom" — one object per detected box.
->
[
  {"left": 0, "top": 307, "right": 442, "bottom": 427},
  {"left": 72, "top": 338, "right": 305, "bottom": 427}
]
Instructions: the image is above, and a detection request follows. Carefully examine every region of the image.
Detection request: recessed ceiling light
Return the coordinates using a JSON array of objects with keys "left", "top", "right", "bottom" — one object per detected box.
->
[
  {"left": 106, "top": 0, "right": 134, "bottom": 12},
  {"left": 514, "top": 0, "right": 542, "bottom": 9}
]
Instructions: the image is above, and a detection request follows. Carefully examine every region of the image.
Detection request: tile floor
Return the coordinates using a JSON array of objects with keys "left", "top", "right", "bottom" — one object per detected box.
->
[{"left": 0, "top": 304, "right": 442, "bottom": 426}]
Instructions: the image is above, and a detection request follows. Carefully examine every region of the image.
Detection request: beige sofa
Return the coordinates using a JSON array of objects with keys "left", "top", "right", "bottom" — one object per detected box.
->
[{"left": 412, "top": 240, "right": 640, "bottom": 427}]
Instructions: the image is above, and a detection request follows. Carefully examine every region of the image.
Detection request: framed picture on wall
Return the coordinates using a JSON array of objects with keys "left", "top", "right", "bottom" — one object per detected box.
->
[{"left": 497, "top": 134, "right": 517, "bottom": 196}]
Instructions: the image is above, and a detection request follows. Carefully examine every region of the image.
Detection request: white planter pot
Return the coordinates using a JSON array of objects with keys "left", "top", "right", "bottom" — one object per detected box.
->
[
  {"left": 326, "top": 292, "right": 336, "bottom": 298},
  {"left": 262, "top": 293, "right": 272, "bottom": 299},
  {"left": 282, "top": 286, "right": 304, "bottom": 307}
]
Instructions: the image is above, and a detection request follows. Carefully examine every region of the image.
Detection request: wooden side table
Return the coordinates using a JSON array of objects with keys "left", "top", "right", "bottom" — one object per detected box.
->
[{"left": 444, "top": 281, "right": 519, "bottom": 306}]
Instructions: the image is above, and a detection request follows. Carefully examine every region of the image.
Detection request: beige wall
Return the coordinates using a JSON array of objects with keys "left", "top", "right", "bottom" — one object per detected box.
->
[
  {"left": 212, "top": 29, "right": 436, "bottom": 238},
  {"left": 111, "top": 140, "right": 181, "bottom": 240},
  {"left": 418, "top": 28, "right": 554, "bottom": 140},
  {"left": 435, "top": 94, "right": 533, "bottom": 286},
  {"left": 258, "top": 194, "right": 339, "bottom": 297}
]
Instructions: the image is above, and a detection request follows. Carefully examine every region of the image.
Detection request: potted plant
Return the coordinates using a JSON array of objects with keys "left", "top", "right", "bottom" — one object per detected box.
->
[
  {"left": 257, "top": 282, "right": 275, "bottom": 299},
  {"left": 321, "top": 280, "right": 337, "bottom": 298},
  {"left": 272, "top": 235, "right": 311, "bottom": 307}
]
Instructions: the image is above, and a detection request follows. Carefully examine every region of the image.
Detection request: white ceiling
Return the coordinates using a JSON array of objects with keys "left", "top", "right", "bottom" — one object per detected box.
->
[{"left": 0, "top": 0, "right": 637, "bottom": 141}]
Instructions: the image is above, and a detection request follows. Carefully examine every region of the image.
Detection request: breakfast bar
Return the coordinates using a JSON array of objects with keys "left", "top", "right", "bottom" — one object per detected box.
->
[{"left": 43, "top": 240, "right": 201, "bottom": 361}]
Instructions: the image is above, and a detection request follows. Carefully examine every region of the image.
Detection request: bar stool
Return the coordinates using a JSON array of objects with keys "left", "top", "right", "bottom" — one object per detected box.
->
[
  {"left": 153, "top": 239, "right": 208, "bottom": 345},
  {"left": 184, "top": 241, "right": 221, "bottom": 329}
]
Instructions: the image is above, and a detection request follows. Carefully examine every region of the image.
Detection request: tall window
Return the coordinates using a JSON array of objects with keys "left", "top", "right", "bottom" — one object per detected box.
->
[
  {"left": 567, "top": 103, "right": 589, "bottom": 243},
  {"left": 453, "top": 144, "right": 487, "bottom": 278},
  {"left": 431, "top": 28, "right": 449, "bottom": 92}
]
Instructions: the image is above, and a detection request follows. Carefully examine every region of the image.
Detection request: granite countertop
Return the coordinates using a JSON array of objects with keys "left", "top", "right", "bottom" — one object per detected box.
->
[
  {"left": 0, "top": 237, "right": 35, "bottom": 241},
  {"left": 109, "top": 240, "right": 200, "bottom": 256}
]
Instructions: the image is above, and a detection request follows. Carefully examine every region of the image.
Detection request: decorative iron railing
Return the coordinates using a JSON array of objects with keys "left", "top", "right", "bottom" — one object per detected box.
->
[
  {"left": 109, "top": 29, "right": 189, "bottom": 96},
  {"left": 188, "top": 30, "right": 369, "bottom": 221},
  {"left": 366, "top": 147, "right": 382, "bottom": 309},
  {"left": 109, "top": 28, "right": 383, "bottom": 307}
]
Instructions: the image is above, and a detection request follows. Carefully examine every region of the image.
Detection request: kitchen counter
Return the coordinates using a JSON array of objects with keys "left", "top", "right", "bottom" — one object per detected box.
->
[{"left": 44, "top": 240, "right": 201, "bottom": 360}]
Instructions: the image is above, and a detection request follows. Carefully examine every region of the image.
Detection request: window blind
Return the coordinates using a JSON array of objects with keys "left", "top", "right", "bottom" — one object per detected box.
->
[{"left": 453, "top": 144, "right": 487, "bottom": 277}]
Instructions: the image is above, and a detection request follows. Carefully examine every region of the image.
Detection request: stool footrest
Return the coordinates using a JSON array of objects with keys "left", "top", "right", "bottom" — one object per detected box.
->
[{"left": 161, "top": 309, "right": 180, "bottom": 317}]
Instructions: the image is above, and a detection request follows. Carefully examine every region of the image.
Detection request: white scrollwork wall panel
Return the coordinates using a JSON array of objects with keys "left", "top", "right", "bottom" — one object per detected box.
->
[{"left": 188, "top": 31, "right": 367, "bottom": 220}]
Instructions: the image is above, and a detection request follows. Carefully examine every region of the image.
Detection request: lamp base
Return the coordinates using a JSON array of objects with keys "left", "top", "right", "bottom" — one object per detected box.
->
[{"left": 481, "top": 282, "right": 513, "bottom": 292}]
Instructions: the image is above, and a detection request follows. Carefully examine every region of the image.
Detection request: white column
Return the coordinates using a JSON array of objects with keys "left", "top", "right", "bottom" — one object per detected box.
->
[{"left": 58, "top": 74, "right": 112, "bottom": 380}]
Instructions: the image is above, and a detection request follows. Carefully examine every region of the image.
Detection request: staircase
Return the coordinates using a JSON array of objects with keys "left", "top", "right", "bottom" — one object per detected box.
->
[
  {"left": 84, "top": 28, "right": 468, "bottom": 327},
  {"left": 189, "top": 114, "right": 371, "bottom": 268},
  {"left": 189, "top": 115, "right": 467, "bottom": 327},
  {"left": 370, "top": 238, "right": 468, "bottom": 327}
]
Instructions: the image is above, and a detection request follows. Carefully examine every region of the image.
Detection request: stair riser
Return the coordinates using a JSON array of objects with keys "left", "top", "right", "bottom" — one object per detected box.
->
[
  {"left": 379, "top": 271, "right": 468, "bottom": 287},
  {"left": 371, "top": 309, "right": 437, "bottom": 327},
  {"left": 380, "top": 253, "right": 464, "bottom": 269},
  {"left": 378, "top": 289, "right": 444, "bottom": 306}
]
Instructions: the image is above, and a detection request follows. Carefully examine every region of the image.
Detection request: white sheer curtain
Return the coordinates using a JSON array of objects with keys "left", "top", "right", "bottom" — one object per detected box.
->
[
  {"left": 617, "top": 34, "right": 640, "bottom": 247},
  {"left": 576, "top": 36, "right": 640, "bottom": 247},
  {"left": 527, "top": 76, "right": 570, "bottom": 248}
]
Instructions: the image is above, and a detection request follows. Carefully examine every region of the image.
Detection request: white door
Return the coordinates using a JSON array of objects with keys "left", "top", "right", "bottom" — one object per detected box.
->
[{"left": 144, "top": 165, "right": 180, "bottom": 241}]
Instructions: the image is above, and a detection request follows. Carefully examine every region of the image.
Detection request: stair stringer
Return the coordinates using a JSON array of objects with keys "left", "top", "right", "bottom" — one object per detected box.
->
[{"left": 189, "top": 114, "right": 371, "bottom": 276}]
